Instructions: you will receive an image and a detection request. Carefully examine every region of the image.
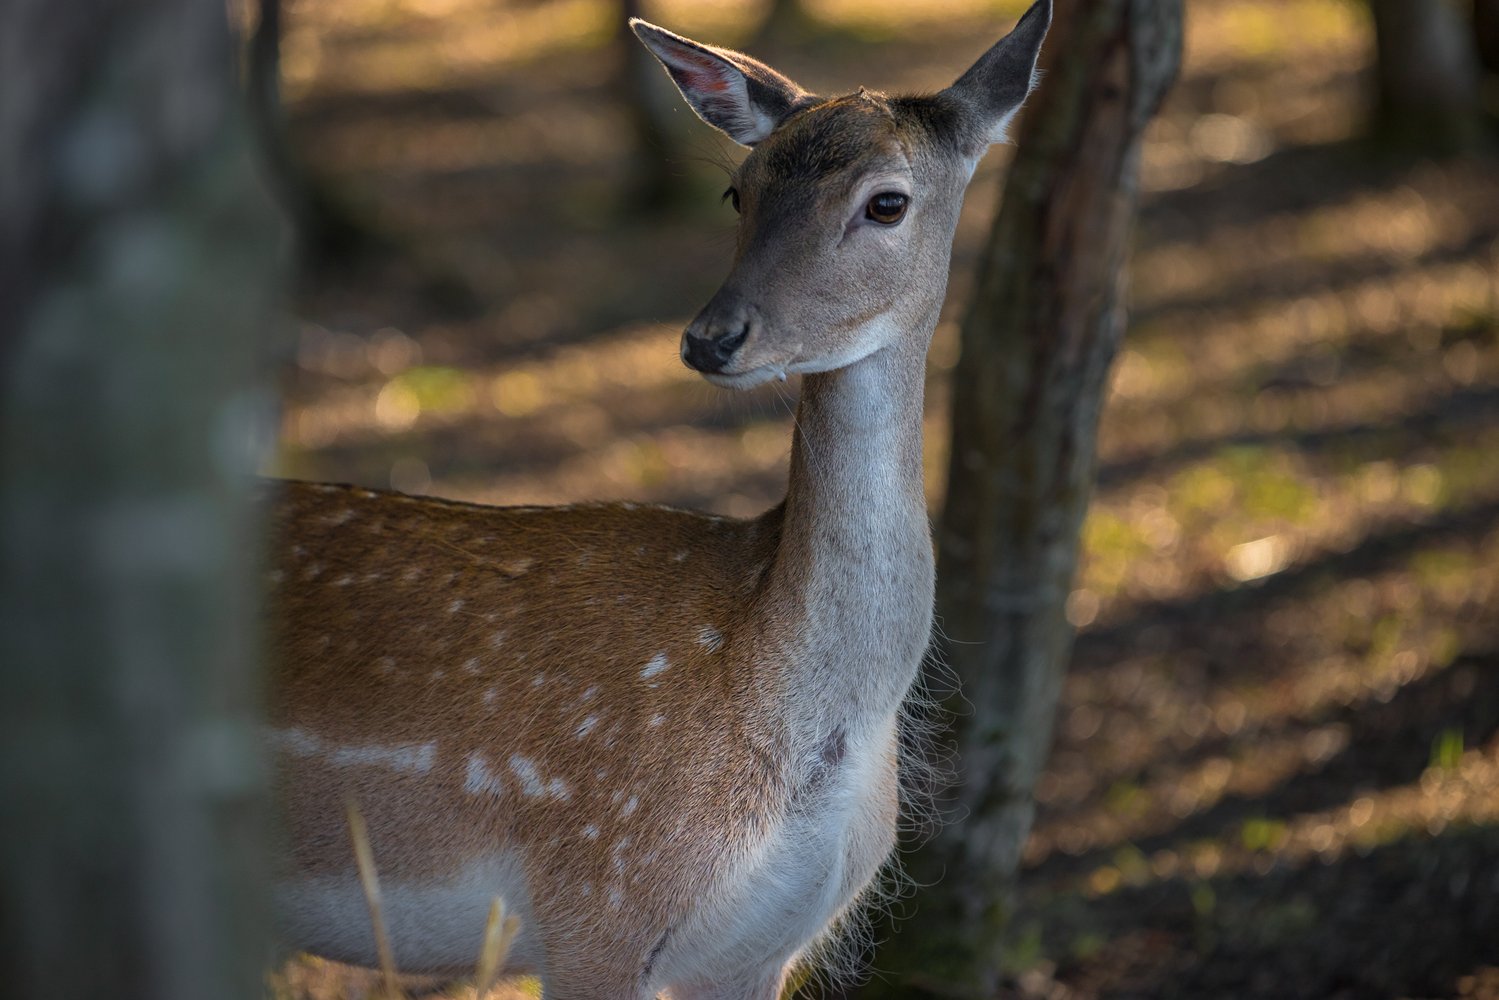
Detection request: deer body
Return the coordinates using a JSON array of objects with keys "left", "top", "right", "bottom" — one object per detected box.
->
[{"left": 269, "top": 5, "right": 1050, "bottom": 996}]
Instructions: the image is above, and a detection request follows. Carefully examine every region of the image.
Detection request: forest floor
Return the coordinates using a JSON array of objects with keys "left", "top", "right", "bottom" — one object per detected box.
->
[{"left": 271, "top": 0, "right": 1499, "bottom": 996}]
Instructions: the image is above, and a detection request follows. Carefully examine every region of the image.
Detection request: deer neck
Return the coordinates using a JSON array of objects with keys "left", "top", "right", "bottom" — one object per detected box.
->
[{"left": 759, "top": 310, "right": 938, "bottom": 732}]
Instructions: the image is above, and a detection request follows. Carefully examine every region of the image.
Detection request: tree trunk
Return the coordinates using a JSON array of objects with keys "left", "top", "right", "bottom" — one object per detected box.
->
[
  {"left": 246, "top": 0, "right": 377, "bottom": 264},
  {"left": 621, "top": 0, "right": 687, "bottom": 211},
  {"left": 0, "top": 0, "right": 282, "bottom": 996},
  {"left": 863, "top": 1, "right": 1181, "bottom": 996},
  {"left": 755, "top": 0, "right": 813, "bottom": 46},
  {"left": 1476, "top": 0, "right": 1499, "bottom": 77},
  {"left": 1369, "top": 0, "right": 1484, "bottom": 148}
]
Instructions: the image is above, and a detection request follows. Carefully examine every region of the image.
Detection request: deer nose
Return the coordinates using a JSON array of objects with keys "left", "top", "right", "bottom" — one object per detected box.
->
[{"left": 682, "top": 321, "right": 749, "bottom": 374}]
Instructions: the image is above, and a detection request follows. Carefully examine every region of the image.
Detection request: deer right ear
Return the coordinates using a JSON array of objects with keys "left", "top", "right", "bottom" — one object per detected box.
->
[
  {"left": 945, "top": 0, "right": 1052, "bottom": 155},
  {"left": 631, "top": 19, "right": 812, "bottom": 147}
]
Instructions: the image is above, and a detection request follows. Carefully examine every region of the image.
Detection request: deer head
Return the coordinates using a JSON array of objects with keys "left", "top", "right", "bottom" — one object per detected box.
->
[{"left": 632, "top": 0, "right": 1051, "bottom": 388}]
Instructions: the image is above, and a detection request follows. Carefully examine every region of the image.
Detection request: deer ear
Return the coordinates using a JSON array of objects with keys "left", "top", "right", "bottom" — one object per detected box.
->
[
  {"left": 945, "top": 0, "right": 1051, "bottom": 152},
  {"left": 631, "top": 19, "right": 812, "bottom": 147}
]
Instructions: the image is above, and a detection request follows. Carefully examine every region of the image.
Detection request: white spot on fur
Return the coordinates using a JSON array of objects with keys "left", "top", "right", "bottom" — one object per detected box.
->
[
  {"left": 483, "top": 688, "right": 497, "bottom": 705},
  {"left": 531, "top": 673, "right": 545, "bottom": 687},
  {"left": 621, "top": 796, "right": 639, "bottom": 817},
  {"left": 324, "top": 509, "right": 354, "bottom": 526},
  {"left": 327, "top": 742, "right": 435, "bottom": 775},
  {"left": 581, "top": 882, "right": 593, "bottom": 897},
  {"left": 463, "top": 658, "right": 481, "bottom": 674},
  {"left": 403, "top": 566, "right": 422, "bottom": 583},
  {"left": 500, "top": 556, "right": 533, "bottom": 577},
  {"left": 449, "top": 599, "right": 464, "bottom": 614},
  {"left": 266, "top": 727, "right": 321, "bottom": 757},
  {"left": 489, "top": 631, "right": 506, "bottom": 649},
  {"left": 673, "top": 550, "right": 689, "bottom": 562},
  {"left": 498, "top": 759, "right": 570, "bottom": 802},
  {"left": 649, "top": 714, "right": 666, "bottom": 728},
  {"left": 580, "top": 685, "right": 598, "bottom": 702},
  {"left": 696, "top": 626, "right": 724, "bottom": 652},
  {"left": 640, "top": 653, "right": 669, "bottom": 679},
  {"left": 583, "top": 824, "right": 599, "bottom": 840},
  {"left": 334, "top": 574, "right": 354, "bottom": 586},
  {"left": 576, "top": 715, "right": 599, "bottom": 738},
  {"left": 509, "top": 756, "right": 545, "bottom": 797},
  {"left": 464, "top": 754, "right": 506, "bottom": 797},
  {"left": 609, "top": 888, "right": 623, "bottom": 908},
  {"left": 303, "top": 563, "right": 324, "bottom": 580},
  {"left": 269, "top": 728, "right": 437, "bottom": 777},
  {"left": 375, "top": 656, "right": 396, "bottom": 674}
]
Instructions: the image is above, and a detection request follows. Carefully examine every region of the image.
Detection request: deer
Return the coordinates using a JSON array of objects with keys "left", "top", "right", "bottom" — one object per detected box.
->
[{"left": 266, "top": 3, "right": 1051, "bottom": 996}]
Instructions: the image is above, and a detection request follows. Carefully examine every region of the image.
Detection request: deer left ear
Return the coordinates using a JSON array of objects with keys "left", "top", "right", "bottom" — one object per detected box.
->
[
  {"left": 631, "top": 19, "right": 813, "bottom": 147},
  {"left": 945, "top": 0, "right": 1052, "bottom": 153}
]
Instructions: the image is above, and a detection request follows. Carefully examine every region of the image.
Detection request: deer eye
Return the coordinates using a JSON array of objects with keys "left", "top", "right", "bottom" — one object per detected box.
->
[
  {"left": 722, "top": 187, "right": 741, "bottom": 213},
  {"left": 865, "top": 192, "right": 908, "bottom": 225}
]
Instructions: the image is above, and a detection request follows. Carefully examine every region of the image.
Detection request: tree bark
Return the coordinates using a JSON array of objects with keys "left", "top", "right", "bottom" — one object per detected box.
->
[
  {"left": 862, "top": 1, "right": 1180, "bottom": 996},
  {"left": 1368, "top": 0, "right": 1484, "bottom": 149},
  {"left": 0, "top": 0, "right": 282, "bottom": 996}
]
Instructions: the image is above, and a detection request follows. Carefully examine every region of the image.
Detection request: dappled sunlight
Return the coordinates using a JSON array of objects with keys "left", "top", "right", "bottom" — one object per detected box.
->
[
  {"left": 1042, "top": 519, "right": 1499, "bottom": 825},
  {"left": 284, "top": 0, "right": 615, "bottom": 99},
  {"left": 1133, "top": 164, "right": 1499, "bottom": 311},
  {"left": 1058, "top": 742, "right": 1499, "bottom": 903}
]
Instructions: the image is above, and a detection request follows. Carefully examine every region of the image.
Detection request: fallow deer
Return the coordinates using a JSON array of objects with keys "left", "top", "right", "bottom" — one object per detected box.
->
[{"left": 267, "top": 3, "right": 1051, "bottom": 996}]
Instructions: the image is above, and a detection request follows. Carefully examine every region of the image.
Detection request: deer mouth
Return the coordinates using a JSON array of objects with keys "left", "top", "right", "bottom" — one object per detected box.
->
[{"left": 701, "top": 363, "right": 789, "bottom": 389}]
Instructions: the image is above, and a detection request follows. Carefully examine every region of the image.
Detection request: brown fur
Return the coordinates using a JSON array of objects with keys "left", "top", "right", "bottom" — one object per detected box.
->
[{"left": 268, "top": 483, "right": 800, "bottom": 921}]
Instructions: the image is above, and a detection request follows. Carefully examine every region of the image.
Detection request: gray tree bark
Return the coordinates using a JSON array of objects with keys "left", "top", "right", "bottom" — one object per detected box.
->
[
  {"left": 1369, "top": 0, "right": 1485, "bottom": 148},
  {"left": 862, "top": 1, "right": 1181, "bottom": 996},
  {"left": 0, "top": 0, "right": 282, "bottom": 996}
]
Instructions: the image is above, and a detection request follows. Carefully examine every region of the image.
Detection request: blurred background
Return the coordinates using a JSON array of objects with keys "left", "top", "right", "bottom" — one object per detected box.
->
[{"left": 258, "top": 0, "right": 1499, "bottom": 996}]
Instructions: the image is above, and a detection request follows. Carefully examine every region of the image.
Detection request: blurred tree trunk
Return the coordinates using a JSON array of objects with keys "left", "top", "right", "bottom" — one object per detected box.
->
[
  {"left": 862, "top": 1, "right": 1181, "bottom": 996},
  {"left": 754, "top": 0, "right": 813, "bottom": 46},
  {"left": 0, "top": 0, "right": 281, "bottom": 996},
  {"left": 247, "top": 0, "right": 376, "bottom": 263},
  {"left": 1476, "top": 0, "right": 1499, "bottom": 76},
  {"left": 621, "top": 0, "right": 684, "bottom": 210},
  {"left": 1369, "top": 0, "right": 1485, "bottom": 148}
]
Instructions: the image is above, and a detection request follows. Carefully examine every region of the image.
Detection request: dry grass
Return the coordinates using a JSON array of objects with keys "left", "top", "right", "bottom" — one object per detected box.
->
[{"left": 269, "top": 802, "right": 529, "bottom": 1000}]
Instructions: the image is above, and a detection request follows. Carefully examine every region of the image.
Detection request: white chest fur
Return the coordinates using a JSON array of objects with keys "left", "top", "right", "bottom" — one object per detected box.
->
[{"left": 648, "top": 717, "right": 901, "bottom": 993}]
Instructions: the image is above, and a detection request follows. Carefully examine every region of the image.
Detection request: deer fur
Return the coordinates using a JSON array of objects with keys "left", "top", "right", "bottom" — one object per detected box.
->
[{"left": 267, "top": 4, "right": 1051, "bottom": 997}]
